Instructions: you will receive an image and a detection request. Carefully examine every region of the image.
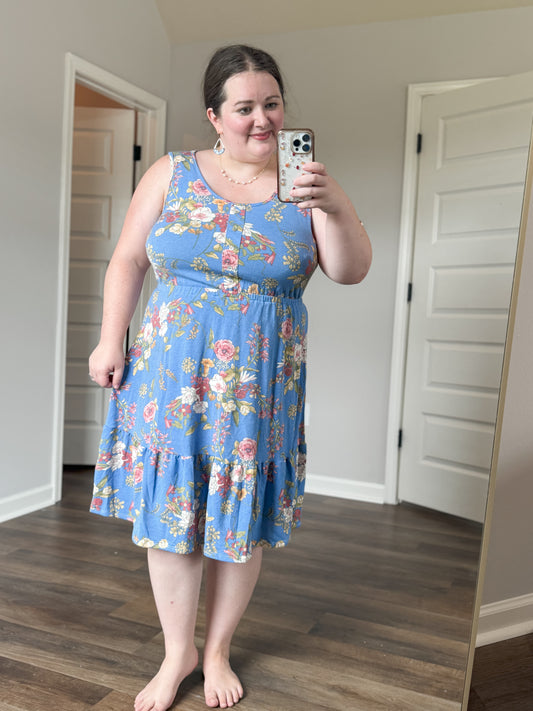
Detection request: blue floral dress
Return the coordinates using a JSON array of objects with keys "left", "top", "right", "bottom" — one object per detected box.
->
[{"left": 90, "top": 152, "right": 318, "bottom": 562}]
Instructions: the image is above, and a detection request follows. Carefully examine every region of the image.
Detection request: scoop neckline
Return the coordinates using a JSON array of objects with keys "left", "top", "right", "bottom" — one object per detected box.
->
[{"left": 184, "top": 151, "right": 278, "bottom": 207}]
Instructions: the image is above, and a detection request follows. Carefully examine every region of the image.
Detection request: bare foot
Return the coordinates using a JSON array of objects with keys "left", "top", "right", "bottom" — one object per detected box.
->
[
  {"left": 203, "top": 654, "right": 244, "bottom": 708},
  {"left": 135, "top": 646, "right": 199, "bottom": 711}
]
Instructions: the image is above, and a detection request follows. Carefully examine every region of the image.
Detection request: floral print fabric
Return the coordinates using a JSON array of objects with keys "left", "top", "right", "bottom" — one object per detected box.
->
[{"left": 90, "top": 152, "right": 318, "bottom": 562}]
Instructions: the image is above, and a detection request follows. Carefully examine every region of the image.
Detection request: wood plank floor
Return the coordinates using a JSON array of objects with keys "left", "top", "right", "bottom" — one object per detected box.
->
[
  {"left": 0, "top": 468, "right": 484, "bottom": 711},
  {"left": 468, "top": 633, "right": 533, "bottom": 711}
]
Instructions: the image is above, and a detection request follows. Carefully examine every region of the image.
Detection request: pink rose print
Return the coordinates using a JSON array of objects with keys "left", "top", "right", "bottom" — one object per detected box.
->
[
  {"left": 191, "top": 374, "right": 210, "bottom": 399},
  {"left": 231, "top": 465, "right": 244, "bottom": 483},
  {"left": 214, "top": 339, "right": 236, "bottom": 362},
  {"left": 210, "top": 373, "right": 227, "bottom": 394},
  {"left": 216, "top": 470, "right": 232, "bottom": 496},
  {"left": 238, "top": 438, "right": 257, "bottom": 461},
  {"left": 190, "top": 206, "right": 215, "bottom": 222},
  {"left": 92, "top": 497, "right": 103, "bottom": 511},
  {"left": 133, "top": 464, "right": 143, "bottom": 484},
  {"left": 151, "top": 311, "right": 161, "bottom": 330},
  {"left": 234, "top": 384, "right": 248, "bottom": 399},
  {"left": 214, "top": 213, "right": 229, "bottom": 230},
  {"left": 165, "top": 210, "right": 180, "bottom": 223},
  {"left": 143, "top": 401, "right": 157, "bottom": 423},
  {"left": 222, "top": 249, "right": 239, "bottom": 271},
  {"left": 191, "top": 179, "right": 210, "bottom": 196},
  {"left": 281, "top": 319, "right": 293, "bottom": 339}
]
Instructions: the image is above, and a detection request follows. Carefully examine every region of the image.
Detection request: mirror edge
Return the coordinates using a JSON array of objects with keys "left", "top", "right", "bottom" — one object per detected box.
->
[{"left": 460, "top": 119, "right": 533, "bottom": 710}]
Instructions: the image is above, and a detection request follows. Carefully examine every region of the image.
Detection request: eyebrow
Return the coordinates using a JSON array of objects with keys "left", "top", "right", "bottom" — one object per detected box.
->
[{"left": 234, "top": 94, "right": 281, "bottom": 106}]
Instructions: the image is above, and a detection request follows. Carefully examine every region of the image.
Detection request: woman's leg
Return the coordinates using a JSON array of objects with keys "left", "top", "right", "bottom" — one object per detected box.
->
[
  {"left": 135, "top": 548, "right": 204, "bottom": 711},
  {"left": 203, "top": 547, "right": 263, "bottom": 708}
]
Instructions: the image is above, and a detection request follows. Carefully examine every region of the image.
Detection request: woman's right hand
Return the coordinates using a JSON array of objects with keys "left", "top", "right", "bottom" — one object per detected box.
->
[{"left": 89, "top": 342, "right": 125, "bottom": 389}]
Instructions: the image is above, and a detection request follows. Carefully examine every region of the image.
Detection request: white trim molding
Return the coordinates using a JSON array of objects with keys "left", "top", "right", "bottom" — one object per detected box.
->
[
  {"left": 50, "top": 54, "right": 167, "bottom": 513},
  {"left": 476, "top": 593, "right": 533, "bottom": 646},
  {"left": 0, "top": 485, "right": 55, "bottom": 524},
  {"left": 306, "top": 473, "right": 384, "bottom": 503},
  {"left": 384, "top": 78, "right": 495, "bottom": 505}
]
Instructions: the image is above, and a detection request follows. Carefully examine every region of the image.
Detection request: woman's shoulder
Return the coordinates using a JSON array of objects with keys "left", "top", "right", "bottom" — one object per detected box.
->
[
  {"left": 145, "top": 151, "right": 197, "bottom": 188},
  {"left": 167, "top": 150, "right": 197, "bottom": 165},
  {"left": 144, "top": 153, "right": 176, "bottom": 181},
  {"left": 165, "top": 150, "right": 205, "bottom": 179}
]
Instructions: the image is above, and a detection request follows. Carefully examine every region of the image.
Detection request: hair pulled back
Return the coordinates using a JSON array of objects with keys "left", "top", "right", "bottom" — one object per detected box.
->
[{"left": 203, "top": 44, "right": 285, "bottom": 116}]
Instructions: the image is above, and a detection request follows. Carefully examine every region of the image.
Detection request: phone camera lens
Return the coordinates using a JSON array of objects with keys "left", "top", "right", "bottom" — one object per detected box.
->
[
  {"left": 292, "top": 139, "right": 301, "bottom": 148},
  {"left": 302, "top": 134, "right": 310, "bottom": 142},
  {"left": 302, "top": 144, "right": 310, "bottom": 152}
]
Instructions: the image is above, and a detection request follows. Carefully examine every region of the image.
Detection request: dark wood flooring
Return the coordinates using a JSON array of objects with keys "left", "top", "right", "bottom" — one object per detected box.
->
[
  {"left": 468, "top": 633, "right": 533, "bottom": 711},
  {"left": 0, "top": 468, "right": 486, "bottom": 710}
]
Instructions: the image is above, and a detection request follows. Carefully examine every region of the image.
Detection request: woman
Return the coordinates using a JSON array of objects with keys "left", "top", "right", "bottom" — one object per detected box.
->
[{"left": 89, "top": 44, "right": 371, "bottom": 711}]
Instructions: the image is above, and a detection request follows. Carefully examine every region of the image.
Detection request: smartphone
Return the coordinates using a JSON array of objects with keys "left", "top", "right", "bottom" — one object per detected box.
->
[{"left": 277, "top": 128, "right": 315, "bottom": 203}]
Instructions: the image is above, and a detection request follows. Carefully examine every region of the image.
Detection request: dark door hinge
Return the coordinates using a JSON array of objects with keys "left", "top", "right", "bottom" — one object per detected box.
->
[
  {"left": 416, "top": 133, "right": 422, "bottom": 154},
  {"left": 398, "top": 429, "right": 403, "bottom": 448},
  {"left": 133, "top": 144, "right": 142, "bottom": 161},
  {"left": 407, "top": 282, "right": 413, "bottom": 303}
]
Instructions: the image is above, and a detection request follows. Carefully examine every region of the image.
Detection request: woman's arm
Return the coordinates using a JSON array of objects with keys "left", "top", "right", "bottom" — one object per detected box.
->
[
  {"left": 88, "top": 155, "right": 172, "bottom": 389},
  {"left": 291, "top": 162, "right": 372, "bottom": 285}
]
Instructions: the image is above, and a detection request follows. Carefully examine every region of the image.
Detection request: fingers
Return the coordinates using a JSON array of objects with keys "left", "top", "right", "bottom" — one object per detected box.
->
[
  {"left": 89, "top": 370, "right": 115, "bottom": 389},
  {"left": 111, "top": 364, "right": 124, "bottom": 390},
  {"left": 290, "top": 175, "right": 323, "bottom": 204},
  {"left": 290, "top": 165, "right": 327, "bottom": 204},
  {"left": 302, "top": 161, "right": 326, "bottom": 174},
  {"left": 292, "top": 170, "right": 327, "bottom": 189},
  {"left": 89, "top": 343, "right": 125, "bottom": 389},
  {"left": 290, "top": 164, "right": 344, "bottom": 212},
  {"left": 290, "top": 182, "right": 327, "bottom": 209},
  {"left": 89, "top": 356, "right": 124, "bottom": 389},
  {"left": 295, "top": 197, "right": 316, "bottom": 210}
]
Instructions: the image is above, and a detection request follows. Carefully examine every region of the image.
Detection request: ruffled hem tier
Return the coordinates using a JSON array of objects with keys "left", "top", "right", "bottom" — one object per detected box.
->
[{"left": 90, "top": 428, "right": 306, "bottom": 563}]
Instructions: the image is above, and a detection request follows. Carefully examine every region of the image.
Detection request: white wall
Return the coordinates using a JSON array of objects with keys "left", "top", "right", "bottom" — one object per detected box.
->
[
  {"left": 478, "top": 159, "right": 533, "bottom": 627},
  {"left": 0, "top": 0, "right": 170, "bottom": 515},
  {"left": 166, "top": 7, "right": 533, "bottom": 498}
]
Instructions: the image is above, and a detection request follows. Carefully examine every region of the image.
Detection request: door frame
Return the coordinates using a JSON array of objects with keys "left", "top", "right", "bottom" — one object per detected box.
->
[
  {"left": 384, "top": 78, "right": 494, "bottom": 505},
  {"left": 51, "top": 53, "right": 166, "bottom": 502}
]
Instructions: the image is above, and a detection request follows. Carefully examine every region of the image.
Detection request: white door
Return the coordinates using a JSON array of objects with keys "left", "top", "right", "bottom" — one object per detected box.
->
[
  {"left": 399, "top": 71, "right": 533, "bottom": 522},
  {"left": 64, "top": 107, "right": 135, "bottom": 465}
]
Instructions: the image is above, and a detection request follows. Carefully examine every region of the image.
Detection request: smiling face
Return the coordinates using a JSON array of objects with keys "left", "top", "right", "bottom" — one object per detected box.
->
[{"left": 207, "top": 71, "right": 284, "bottom": 163}]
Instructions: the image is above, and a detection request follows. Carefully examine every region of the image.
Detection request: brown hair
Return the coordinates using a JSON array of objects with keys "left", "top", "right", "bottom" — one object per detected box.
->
[{"left": 203, "top": 44, "right": 285, "bottom": 115}]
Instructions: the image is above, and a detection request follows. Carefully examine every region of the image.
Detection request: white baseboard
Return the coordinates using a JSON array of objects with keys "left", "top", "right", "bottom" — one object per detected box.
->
[
  {"left": 476, "top": 592, "right": 533, "bottom": 646},
  {"left": 305, "top": 472, "right": 385, "bottom": 503},
  {"left": 0, "top": 485, "right": 55, "bottom": 523},
  {"left": 0, "top": 475, "right": 384, "bottom": 522}
]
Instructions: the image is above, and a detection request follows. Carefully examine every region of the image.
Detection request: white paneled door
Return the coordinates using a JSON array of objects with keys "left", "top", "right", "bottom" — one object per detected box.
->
[
  {"left": 64, "top": 107, "right": 135, "bottom": 465},
  {"left": 399, "top": 71, "right": 533, "bottom": 522}
]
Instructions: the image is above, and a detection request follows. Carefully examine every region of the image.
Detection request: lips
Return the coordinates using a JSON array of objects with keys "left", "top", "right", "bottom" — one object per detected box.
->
[{"left": 250, "top": 131, "right": 272, "bottom": 140}]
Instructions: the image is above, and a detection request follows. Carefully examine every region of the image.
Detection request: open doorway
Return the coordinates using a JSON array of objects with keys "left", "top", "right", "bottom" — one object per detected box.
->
[
  {"left": 52, "top": 54, "right": 166, "bottom": 500},
  {"left": 63, "top": 85, "right": 136, "bottom": 465}
]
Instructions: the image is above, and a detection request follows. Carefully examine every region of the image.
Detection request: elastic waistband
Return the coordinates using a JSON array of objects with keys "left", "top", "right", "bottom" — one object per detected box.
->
[{"left": 154, "top": 283, "right": 304, "bottom": 305}]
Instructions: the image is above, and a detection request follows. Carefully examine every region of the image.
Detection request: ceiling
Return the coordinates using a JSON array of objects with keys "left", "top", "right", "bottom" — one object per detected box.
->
[{"left": 155, "top": 0, "right": 533, "bottom": 44}]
